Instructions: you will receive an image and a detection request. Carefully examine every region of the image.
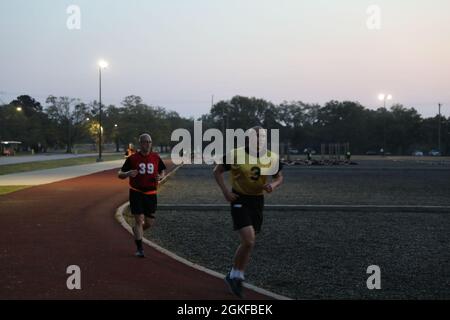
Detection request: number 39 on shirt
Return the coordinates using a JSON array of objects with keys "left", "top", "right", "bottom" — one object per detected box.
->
[{"left": 138, "top": 163, "right": 154, "bottom": 174}]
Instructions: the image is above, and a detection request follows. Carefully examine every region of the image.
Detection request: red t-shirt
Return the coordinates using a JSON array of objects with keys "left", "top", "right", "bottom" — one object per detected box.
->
[{"left": 121, "top": 151, "right": 166, "bottom": 192}]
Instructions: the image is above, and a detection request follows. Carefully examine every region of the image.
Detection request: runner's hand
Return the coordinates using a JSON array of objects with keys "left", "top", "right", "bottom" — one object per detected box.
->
[
  {"left": 263, "top": 183, "right": 273, "bottom": 193},
  {"left": 128, "top": 170, "right": 138, "bottom": 178},
  {"left": 224, "top": 190, "right": 239, "bottom": 202}
]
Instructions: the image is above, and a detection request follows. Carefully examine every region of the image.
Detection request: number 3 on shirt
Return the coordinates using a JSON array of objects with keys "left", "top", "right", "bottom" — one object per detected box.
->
[
  {"left": 138, "top": 163, "right": 154, "bottom": 174},
  {"left": 250, "top": 166, "right": 261, "bottom": 181}
]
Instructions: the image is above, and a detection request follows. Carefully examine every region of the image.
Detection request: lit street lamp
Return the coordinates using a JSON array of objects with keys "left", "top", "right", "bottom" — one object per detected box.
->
[
  {"left": 378, "top": 93, "right": 392, "bottom": 109},
  {"left": 97, "top": 60, "right": 108, "bottom": 162}
]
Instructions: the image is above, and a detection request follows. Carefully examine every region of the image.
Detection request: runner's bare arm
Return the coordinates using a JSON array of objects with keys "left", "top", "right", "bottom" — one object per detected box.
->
[
  {"left": 158, "top": 170, "right": 166, "bottom": 181},
  {"left": 213, "top": 164, "right": 238, "bottom": 202},
  {"left": 118, "top": 170, "right": 138, "bottom": 179},
  {"left": 263, "top": 171, "right": 283, "bottom": 193}
]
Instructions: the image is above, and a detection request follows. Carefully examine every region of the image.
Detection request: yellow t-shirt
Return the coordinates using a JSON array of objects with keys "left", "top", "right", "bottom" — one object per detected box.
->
[{"left": 224, "top": 147, "right": 280, "bottom": 196}]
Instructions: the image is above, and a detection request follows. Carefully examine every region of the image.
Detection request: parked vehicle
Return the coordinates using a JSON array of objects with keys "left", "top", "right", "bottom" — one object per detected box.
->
[
  {"left": 412, "top": 150, "right": 424, "bottom": 156},
  {"left": 428, "top": 150, "right": 441, "bottom": 156}
]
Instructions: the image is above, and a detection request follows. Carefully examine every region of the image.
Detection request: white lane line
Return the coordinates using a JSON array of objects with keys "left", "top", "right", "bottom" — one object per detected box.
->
[{"left": 155, "top": 204, "right": 450, "bottom": 212}]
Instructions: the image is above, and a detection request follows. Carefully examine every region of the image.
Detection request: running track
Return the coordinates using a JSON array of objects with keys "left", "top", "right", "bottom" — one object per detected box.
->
[{"left": 0, "top": 165, "right": 269, "bottom": 299}]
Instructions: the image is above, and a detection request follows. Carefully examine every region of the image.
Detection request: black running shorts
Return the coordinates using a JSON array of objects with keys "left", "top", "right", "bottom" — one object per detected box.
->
[
  {"left": 230, "top": 191, "right": 264, "bottom": 233},
  {"left": 129, "top": 189, "right": 157, "bottom": 218}
]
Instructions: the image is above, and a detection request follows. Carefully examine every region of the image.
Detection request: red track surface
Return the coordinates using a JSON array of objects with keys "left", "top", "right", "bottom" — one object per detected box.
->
[{"left": 0, "top": 166, "right": 270, "bottom": 300}]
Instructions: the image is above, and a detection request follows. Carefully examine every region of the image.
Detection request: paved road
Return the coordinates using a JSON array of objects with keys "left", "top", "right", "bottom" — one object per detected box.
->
[
  {"left": 0, "top": 165, "right": 270, "bottom": 299},
  {"left": 0, "top": 160, "right": 124, "bottom": 186}
]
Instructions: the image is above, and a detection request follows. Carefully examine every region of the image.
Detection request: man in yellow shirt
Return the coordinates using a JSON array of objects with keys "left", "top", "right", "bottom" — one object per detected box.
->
[{"left": 213, "top": 126, "right": 283, "bottom": 298}]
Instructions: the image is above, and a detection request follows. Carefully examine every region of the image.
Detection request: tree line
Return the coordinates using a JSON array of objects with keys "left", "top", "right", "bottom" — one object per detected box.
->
[{"left": 0, "top": 94, "right": 448, "bottom": 155}]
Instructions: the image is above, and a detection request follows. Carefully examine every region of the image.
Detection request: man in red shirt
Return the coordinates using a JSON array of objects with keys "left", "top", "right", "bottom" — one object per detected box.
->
[{"left": 118, "top": 133, "right": 166, "bottom": 257}]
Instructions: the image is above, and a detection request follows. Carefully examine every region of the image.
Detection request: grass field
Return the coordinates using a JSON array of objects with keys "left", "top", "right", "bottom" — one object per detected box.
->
[
  {"left": 0, "top": 154, "right": 124, "bottom": 176},
  {"left": 0, "top": 185, "right": 30, "bottom": 195},
  {"left": 124, "top": 159, "right": 450, "bottom": 299}
]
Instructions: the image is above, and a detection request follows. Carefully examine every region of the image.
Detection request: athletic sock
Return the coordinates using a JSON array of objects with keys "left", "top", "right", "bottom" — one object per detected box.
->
[
  {"left": 230, "top": 268, "right": 245, "bottom": 280},
  {"left": 135, "top": 239, "right": 143, "bottom": 251}
]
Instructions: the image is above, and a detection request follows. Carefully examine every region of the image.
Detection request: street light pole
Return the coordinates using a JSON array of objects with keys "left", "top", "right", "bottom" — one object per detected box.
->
[
  {"left": 378, "top": 93, "right": 392, "bottom": 154},
  {"left": 438, "top": 103, "right": 441, "bottom": 155},
  {"left": 97, "top": 60, "right": 108, "bottom": 162},
  {"left": 114, "top": 124, "right": 119, "bottom": 152},
  {"left": 98, "top": 66, "right": 102, "bottom": 162}
]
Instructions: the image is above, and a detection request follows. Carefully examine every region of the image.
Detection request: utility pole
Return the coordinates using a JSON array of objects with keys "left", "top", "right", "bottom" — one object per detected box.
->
[{"left": 438, "top": 103, "right": 441, "bottom": 154}]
